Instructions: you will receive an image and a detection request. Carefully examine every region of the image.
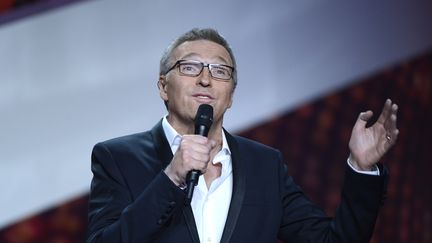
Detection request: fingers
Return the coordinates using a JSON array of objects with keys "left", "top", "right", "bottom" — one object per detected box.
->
[
  {"left": 182, "top": 135, "right": 213, "bottom": 154},
  {"left": 384, "top": 102, "right": 399, "bottom": 146},
  {"left": 180, "top": 135, "right": 215, "bottom": 170},
  {"left": 374, "top": 99, "right": 399, "bottom": 145},
  {"left": 165, "top": 135, "right": 216, "bottom": 185},
  {"left": 377, "top": 99, "right": 392, "bottom": 125}
]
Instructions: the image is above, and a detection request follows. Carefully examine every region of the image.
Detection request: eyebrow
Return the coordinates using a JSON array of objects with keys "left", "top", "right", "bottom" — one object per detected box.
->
[{"left": 180, "top": 53, "right": 231, "bottom": 65}]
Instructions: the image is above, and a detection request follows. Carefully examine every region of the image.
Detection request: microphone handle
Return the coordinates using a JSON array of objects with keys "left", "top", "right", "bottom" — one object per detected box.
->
[{"left": 185, "top": 170, "right": 200, "bottom": 204}]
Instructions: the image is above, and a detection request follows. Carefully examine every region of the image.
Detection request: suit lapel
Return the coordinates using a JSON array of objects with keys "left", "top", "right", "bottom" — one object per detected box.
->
[
  {"left": 182, "top": 207, "right": 200, "bottom": 243},
  {"left": 151, "top": 120, "right": 200, "bottom": 243},
  {"left": 151, "top": 120, "right": 173, "bottom": 168},
  {"left": 220, "top": 130, "right": 246, "bottom": 243}
]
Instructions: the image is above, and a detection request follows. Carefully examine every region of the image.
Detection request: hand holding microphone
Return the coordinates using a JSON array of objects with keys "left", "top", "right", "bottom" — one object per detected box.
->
[
  {"left": 185, "top": 104, "right": 213, "bottom": 204},
  {"left": 163, "top": 104, "right": 214, "bottom": 204}
]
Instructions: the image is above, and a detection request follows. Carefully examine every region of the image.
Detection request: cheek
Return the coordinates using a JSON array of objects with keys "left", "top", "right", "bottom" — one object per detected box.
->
[
  {"left": 224, "top": 90, "right": 234, "bottom": 108},
  {"left": 167, "top": 85, "right": 191, "bottom": 107},
  {"left": 166, "top": 83, "right": 181, "bottom": 100},
  {"left": 228, "top": 93, "right": 234, "bottom": 108},
  {"left": 215, "top": 93, "right": 234, "bottom": 114}
]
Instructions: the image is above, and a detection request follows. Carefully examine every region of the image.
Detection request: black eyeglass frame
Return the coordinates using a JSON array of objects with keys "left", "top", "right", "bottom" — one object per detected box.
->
[{"left": 165, "top": 60, "right": 235, "bottom": 81}]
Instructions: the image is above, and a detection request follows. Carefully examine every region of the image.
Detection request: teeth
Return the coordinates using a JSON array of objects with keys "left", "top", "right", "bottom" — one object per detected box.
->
[{"left": 198, "top": 96, "right": 210, "bottom": 99}]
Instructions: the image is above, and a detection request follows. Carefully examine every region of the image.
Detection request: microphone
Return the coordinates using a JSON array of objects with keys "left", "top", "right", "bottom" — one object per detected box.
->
[{"left": 185, "top": 104, "right": 213, "bottom": 205}]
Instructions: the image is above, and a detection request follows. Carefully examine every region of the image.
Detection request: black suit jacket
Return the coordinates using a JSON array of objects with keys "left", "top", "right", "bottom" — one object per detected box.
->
[{"left": 88, "top": 120, "right": 387, "bottom": 243}]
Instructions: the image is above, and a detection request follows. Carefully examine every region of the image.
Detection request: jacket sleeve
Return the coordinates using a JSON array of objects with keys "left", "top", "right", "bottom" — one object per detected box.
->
[
  {"left": 277, "top": 151, "right": 388, "bottom": 243},
  {"left": 87, "top": 142, "right": 186, "bottom": 243}
]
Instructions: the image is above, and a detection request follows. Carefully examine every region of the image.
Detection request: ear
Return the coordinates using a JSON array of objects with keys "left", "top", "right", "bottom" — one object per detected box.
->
[{"left": 158, "top": 75, "right": 168, "bottom": 102}]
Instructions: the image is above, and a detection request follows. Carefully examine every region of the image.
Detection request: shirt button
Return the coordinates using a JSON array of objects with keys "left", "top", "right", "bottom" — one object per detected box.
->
[{"left": 207, "top": 237, "right": 212, "bottom": 242}]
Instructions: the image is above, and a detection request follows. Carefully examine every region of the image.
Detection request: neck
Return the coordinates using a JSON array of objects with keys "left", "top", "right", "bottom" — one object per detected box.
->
[
  {"left": 207, "top": 124, "right": 223, "bottom": 143},
  {"left": 166, "top": 113, "right": 193, "bottom": 134},
  {"left": 167, "top": 115, "right": 224, "bottom": 143}
]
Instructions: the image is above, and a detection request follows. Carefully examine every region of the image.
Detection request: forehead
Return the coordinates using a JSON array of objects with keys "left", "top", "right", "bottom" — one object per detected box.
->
[{"left": 172, "top": 40, "right": 232, "bottom": 65}]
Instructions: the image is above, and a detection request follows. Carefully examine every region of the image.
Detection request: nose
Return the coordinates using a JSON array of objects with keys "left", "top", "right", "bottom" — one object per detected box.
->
[{"left": 197, "top": 67, "right": 212, "bottom": 87}]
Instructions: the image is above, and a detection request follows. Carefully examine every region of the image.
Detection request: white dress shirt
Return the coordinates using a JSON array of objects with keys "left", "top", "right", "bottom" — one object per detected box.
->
[
  {"left": 162, "top": 117, "right": 233, "bottom": 243},
  {"left": 347, "top": 157, "right": 380, "bottom": 175}
]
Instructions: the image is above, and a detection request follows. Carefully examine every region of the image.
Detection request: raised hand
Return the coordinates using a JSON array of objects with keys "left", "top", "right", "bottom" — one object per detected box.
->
[{"left": 348, "top": 99, "right": 399, "bottom": 171}]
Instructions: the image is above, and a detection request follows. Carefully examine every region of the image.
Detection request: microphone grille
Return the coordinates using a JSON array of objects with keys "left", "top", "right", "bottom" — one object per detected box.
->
[{"left": 195, "top": 104, "right": 213, "bottom": 127}]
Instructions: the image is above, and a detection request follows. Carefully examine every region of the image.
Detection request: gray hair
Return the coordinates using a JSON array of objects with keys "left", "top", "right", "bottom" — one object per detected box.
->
[{"left": 159, "top": 28, "right": 237, "bottom": 88}]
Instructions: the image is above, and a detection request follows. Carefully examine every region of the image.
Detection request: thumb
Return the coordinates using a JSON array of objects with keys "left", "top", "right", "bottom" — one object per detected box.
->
[{"left": 354, "top": 110, "right": 373, "bottom": 130}]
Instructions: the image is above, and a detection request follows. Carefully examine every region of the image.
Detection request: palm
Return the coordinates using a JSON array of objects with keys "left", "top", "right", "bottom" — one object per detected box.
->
[{"left": 348, "top": 99, "right": 399, "bottom": 170}]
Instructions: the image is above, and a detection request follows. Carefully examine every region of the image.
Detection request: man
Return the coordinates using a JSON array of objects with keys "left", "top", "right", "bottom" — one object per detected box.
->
[{"left": 87, "top": 28, "right": 399, "bottom": 243}]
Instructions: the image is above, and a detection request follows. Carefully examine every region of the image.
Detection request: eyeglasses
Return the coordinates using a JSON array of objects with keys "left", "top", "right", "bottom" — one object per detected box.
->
[{"left": 166, "top": 60, "right": 234, "bottom": 81}]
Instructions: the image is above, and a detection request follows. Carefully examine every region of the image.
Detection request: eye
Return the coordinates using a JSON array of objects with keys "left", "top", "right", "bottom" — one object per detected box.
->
[
  {"left": 179, "top": 63, "right": 201, "bottom": 74},
  {"left": 215, "top": 68, "right": 228, "bottom": 75},
  {"left": 212, "top": 66, "right": 230, "bottom": 77}
]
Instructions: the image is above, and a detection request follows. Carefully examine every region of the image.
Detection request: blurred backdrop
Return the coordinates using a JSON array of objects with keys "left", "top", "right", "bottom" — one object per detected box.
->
[{"left": 0, "top": 0, "right": 431, "bottom": 242}]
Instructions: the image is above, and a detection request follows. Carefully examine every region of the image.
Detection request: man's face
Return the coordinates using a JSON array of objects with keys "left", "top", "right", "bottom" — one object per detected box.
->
[{"left": 159, "top": 40, "right": 235, "bottom": 131}]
